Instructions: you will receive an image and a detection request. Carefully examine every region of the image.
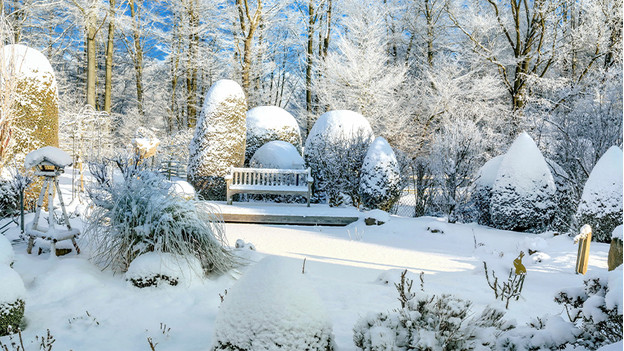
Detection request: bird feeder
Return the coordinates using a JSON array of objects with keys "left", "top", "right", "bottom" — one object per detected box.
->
[{"left": 24, "top": 146, "right": 80, "bottom": 256}]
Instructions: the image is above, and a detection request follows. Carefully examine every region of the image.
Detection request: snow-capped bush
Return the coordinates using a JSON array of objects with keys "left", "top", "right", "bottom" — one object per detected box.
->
[
  {"left": 188, "top": 79, "right": 247, "bottom": 200},
  {"left": 212, "top": 256, "right": 335, "bottom": 351},
  {"left": 547, "top": 159, "right": 577, "bottom": 234},
  {"left": 472, "top": 155, "right": 504, "bottom": 227},
  {"left": 490, "top": 132, "right": 556, "bottom": 232},
  {"left": 359, "top": 137, "right": 401, "bottom": 211},
  {"left": 0, "top": 265, "right": 26, "bottom": 336},
  {"left": 245, "top": 106, "right": 302, "bottom": 165},
  {"left": 554, "top": 266, "right": 623, "bottom": 350},
  {"left": 125, "top": 252, "right": 203, "bottom": 288},
  {"left": 0, "top": 234, "right": 14, "bottom": 267},
  {"left": 85, "top": 157, "right": 236, "bottom": 274},
  {"left": 496, "top": 314, "right": 579, "bottom": 351},
  {"left": 0, "top": 180, "right": 18, "bottom": 218},
  {"left": 304, "top": 110, "right": 374, "bottom": 205},
  {"left": 249, "top": 140, "right": 304, "bottom": 169},
  {"left": 576, "top": 146, "right": 623, "bottom": 243}
]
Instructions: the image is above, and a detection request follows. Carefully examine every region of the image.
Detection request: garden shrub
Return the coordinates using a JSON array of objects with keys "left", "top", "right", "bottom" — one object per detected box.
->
[
  {"left": 359, "top": 137, "right": 401, "bottom": 211},
  {"left": 85, "top": 157, "right": 236, "bottom": 274},
  {"left": 0, "top": 234, "right": 14, "bottom": 267},
  {"left": 212, "top": 256, "right": 335, "bottom": 351},
  {"left": 188, "top": 79, "right": 247, "bottom": 200},
  {"left": 245, "top": 106, "right": 302, "bottom": 165},
  {"left": 0, "top": 265, "right": 26, "bottom": 336},
  {"left": 125, "top": 252, "right": 203, "bottom": 288},
  {"left": 575, "top": 146, "right": 623, "bottom": 242}
]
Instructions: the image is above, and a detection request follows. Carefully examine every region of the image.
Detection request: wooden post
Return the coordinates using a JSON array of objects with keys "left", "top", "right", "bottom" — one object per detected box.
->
[{"left": 575, "top": 224, "right": 592, "bottom": 275}]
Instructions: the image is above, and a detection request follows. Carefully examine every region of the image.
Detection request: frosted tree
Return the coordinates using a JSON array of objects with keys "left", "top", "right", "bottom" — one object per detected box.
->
[
  {"left": 245, "top": 106, "right": 301, "bottom": 165},
  {"left": 188, "top": 79, "right": 247, "bottom": 200},
  {"left": 312, "top": 0, "right": 409, "bottom": 146},
  {"left": 490, "top": 132, "right": 556, "bottom": 232},
  {"left": 359, "top": 137, "right": 401, "bottom": 211},
  {"left": 576, "top": 146, "right": 623, "bottom": 243}
]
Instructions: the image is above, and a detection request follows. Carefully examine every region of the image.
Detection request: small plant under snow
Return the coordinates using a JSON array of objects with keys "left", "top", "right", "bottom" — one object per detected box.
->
[
  {"left": 576, "top": 146, "right": 623, "bottom": 242},
  {"left": 245, "top": 106, "right": 302, "bottom": 164},
  {"left": 125, "top": 252, "right": 203, "bottom": 288},
  {"left": 0, "top": 265, "right": 26, "bottom": 336},
  {"left": 0, "top": 234, "right": 14, "bottom": 267},
  {"left": 212, "top": 256, "right": 335, "bottom": 351},
  {"left": 359, "top": 137, "right": 401, "bottom": 211}
]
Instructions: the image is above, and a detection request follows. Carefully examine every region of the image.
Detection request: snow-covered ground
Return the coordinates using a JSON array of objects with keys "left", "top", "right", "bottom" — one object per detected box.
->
[{"left": 0, "top": 169, "right": 614, "bottom": 350}]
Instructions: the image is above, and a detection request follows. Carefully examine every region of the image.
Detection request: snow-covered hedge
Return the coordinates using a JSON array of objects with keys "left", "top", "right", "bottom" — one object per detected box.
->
[
  {"left": 547, "top": 160, "right": 577, "bottom": 234},
  {"left": 125, "top": 252, "right": 202, "bottom": 288},
  {"left": 188, "top": 79, "right": 247, "bottom": 200},
  {"left": 304, "top": 110, "right": 374, "bottom": 205},
  {"left": 554, "top": 266, "right": 623, "bottom": 349},
  {"left": 490, "top": 132, "right": 556, "bottom": 232},
  {"left": 85, "top": 158, "right": 235, "bottom": 274},
  {"left": 473, "top": 155, "right": 503, "bottom": 227},
  {"left": 359, "top": 137, "right": 401, "bottom": 211},
  {"left": 245, "top": 106, "right": 302, "bottom": 165},
  {"left": 212, "top": 256, "right": 335, "bottom": 351},
  {"left": 249, "top": 140, "right": 304, "bottom": 169},
  {"left": 0, "top": 234, "right": 14, "bottom": 267},
  {"left": 576, "top": 146, "right": 623, "bottom": 243},
  {"left": 0, "top": 265, "right": 26, "bottom": 336}
]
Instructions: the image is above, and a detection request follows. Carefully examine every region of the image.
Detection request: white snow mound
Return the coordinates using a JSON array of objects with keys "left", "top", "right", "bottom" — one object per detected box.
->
[
  {"left": 213, "top": 256, "right": 334, "bottom": 350},
  {"left": 249, "top": 141, "right": 304, "bottom": 169},
  {"left": 24, "top": 146, "right": 72, "bottom": 169},
  {"left": 125, "top": 252, "right": 203, "bottom": 286},
  {"left": 304, "top": 110, "right": 373, "bottom": 150},
  {"left": 613, "top": 225, "right": 623, "bottom": 241},
  {"left": 577, "top": 146, "right": 623, "bottom": 217},
  {"left": 247, "top": 106, "right": 300, "bottom": 138},
  {"left": 0, "top": 265, "right": 26, "bottom": 304},
  {"left": 0, "top": 234, "right": 14, "bottom": 266}
]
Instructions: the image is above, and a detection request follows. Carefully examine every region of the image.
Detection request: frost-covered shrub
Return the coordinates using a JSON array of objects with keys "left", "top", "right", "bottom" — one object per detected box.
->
[
  {"left": 495, "top": 315, "right": 579, "bottom": 351},
  {"left": 85, "top": 157, "right": 236, "bottom": 274},
  {"left": 125, "top": 252, "right": 202, "bottom": 288},
  {"left": 245, "top": 106, "right": 302, "bottom": 165},
  {"left": 249, "top": 140, "right": 304, "bottom": 169},
  {"left": 0, "top": 234, "right": 14, "bottom": 267},
  {"left": 188, "top": 80, "right": 247, "bottom": 200},
  {"left": 576, "top": 146, "right": 623, "bottom": 243},
  {"left": 353, "top": 293, "right": 512, "bottom": 351},
  {"left": 546, "top": 159, "right": 577, "bottom": 234},
  {"left": 304, "top": 110, "right": 374, "bottom": 205},
  {"left": 359, "top": 137, "right": 400, "bottom": 211},
  {"left": 213, "top": 256, "right": 335, "bottom": 351},
  {"left": 0, "top": 180, "right": 18, "bottom": 218},
  {"left": 554, "top": 267, "right": 623, "bottom": 349},
  {"left": 0, "top": 265, "right": 26, "bottom": 336},
  {"left": 472, "top": 155, "right": 503, "bottom": 227},
  {"left": 490, "top": 132, "right": 556, "bottom": 232}
]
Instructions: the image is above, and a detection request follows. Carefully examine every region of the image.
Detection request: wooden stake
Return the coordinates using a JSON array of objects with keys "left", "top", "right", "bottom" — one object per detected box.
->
[{"left": 575, "top": 225, "right": 592, "bottom": 275}]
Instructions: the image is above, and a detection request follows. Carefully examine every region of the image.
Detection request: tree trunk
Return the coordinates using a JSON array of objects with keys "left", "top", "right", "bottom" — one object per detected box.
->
[
  {"left": 128, "top": 0, "right": 145, "bottom": 119},
  {"left": 186, "top": 0, "right": 199, "bottom": 128},
  {"left": 104, "top": 0, "right": 115, "bottom": 114},
  {"left": 305, "top": 0, "right": 315, "bottom": 134},
  {"left": 86, "top": 10, "right": 97, "bottom": 108}
]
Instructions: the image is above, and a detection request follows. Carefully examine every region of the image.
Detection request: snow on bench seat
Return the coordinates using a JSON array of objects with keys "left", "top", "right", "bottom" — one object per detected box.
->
[{"left": 225, "top": 167, "right": 313, "bottom": 207}]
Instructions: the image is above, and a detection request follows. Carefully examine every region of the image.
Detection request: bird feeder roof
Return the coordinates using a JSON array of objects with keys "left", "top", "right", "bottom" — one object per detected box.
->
[{"left": 24, "top": 146, "right": 72, "bottom": 169}]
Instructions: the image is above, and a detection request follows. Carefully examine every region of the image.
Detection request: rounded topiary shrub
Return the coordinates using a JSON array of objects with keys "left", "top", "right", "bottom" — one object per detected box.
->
[
  {"left": 359, "top": 137, "right": 401, "bottom": 211},
  {"left": 249, "top": 140, "right": 304, "bottom": 169},
  {"left": 472, "top": 155, "right": 504, "bottom": 227},
  {"left": 0, "top": 265, "right": 26, "bottom": 336},
  {"left": 304, "top": 110, "right": 374, "bottom": 205},
  {"left": 212, "top": 256, "right": 335, "bottom": 351},
  {"left": 125, "top": 252, "right": 203, "bottom": 288},
  {"left": 0, "top": 234, "right": 15, "bottom": 267},
  {"left": 188, "top": 79, "right": 247, "bottom": 200},
  {"left": 576, "top": 146, "right": 623, "bottom": 243},
  {"left": 246, "top": 106, "right": 302, "bottom": 165},
  {"left": 490, "top": 132, "right": 556, "bottom": 233}
]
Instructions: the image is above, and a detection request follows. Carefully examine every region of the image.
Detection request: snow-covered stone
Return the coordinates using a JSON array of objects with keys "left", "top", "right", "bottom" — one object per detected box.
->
[
  {"left": 0, "top": 234, "right": 14, "bottom": 267},
  {"left": 576, "top": 146, "right": 623, "bottom": 242},
  {"left": 612, "top": 225, "right": 623, "bottom": 241},
  {"left": 212, "top": 256, "right": 335, "bottom": 350},
  {"left": 246, "top": 106, "right": 302, "bottom": 164},
  {"left": 125, "top": 252, "right": 203, "bottom": 288},
  {"left": 187, "top": 79, "right": 247, "bottom": 199},
  {"left": 249, "top": 140, "right": 304, "bottom": 169},
  {"left": 490, "top": 132, "right": 556, "bottom": 232},
  {"left": 359, "top": 137, "right": 400, "bottom": 211},
  {"left": 24, "top": 146, "right": 72, "bottom": 169}
]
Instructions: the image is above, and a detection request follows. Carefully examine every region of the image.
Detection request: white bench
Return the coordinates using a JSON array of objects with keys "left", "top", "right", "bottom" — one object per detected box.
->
[{"left": 225, "top": 167, "right": 313, "bottom": 206}]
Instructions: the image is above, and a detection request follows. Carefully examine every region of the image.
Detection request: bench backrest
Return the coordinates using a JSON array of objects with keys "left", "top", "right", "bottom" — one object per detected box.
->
[{"left": 229, "top": 167, "right": 310, "bottom": 187}]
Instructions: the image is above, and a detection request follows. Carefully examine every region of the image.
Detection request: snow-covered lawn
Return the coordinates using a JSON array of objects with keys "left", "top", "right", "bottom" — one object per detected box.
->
[{"left": 1, "top": 207, "right": 610, "bottom": 350}]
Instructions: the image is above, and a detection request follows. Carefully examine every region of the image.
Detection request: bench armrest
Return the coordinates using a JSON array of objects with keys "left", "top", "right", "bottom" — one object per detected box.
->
[{"left": 224, "top": 174, "right": 233, "bottom": 180}]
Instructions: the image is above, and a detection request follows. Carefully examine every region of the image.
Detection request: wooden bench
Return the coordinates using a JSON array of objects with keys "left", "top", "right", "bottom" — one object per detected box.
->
[{"left": 225, "top": 167, "right": 313, "bottom": 206}]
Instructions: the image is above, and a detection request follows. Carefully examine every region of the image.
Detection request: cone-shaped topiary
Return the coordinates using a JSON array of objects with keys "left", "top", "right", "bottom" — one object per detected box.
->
[
  {"left": 359, "top": 137, "right": 401, "bottom": 211},
  {"left": 490, "top": 132, "right": 556, "bottom": 232},
  {"left": 0, "top": 265, "right": 26, "bottom": 336},
  {"left": 576, "top": 146, "right": 623, "bottom": 242},
  {"left": 188, "top": 80, "right": 247, "bottom": 200},
  {"left": 245, "top": 106, "right": 301, "bottom": 165},
  {"left": 473, "top": 155, "right": 504, "bottom": 227}
]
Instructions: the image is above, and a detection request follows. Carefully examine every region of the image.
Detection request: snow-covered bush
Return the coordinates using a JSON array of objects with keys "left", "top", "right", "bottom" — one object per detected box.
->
[
  {"left": 125, "top": 252, "right": 202, "bottom": 288},
  {"left": 85, "top": 157, "right": 236, "bottom": 274},
  {"left": 472, "top": 155, "right": 503, "bottom": 227},
  {"left": 359, "top": 137, "right": 400, "bottom": 211},
  {"left": 188, "top": 79, "right": 247, "bottom": 200},
  {"left": 0, "top": 168, "right": 33, "bottom": 217},
  {"left": 547, "top": 160, "right": 577, "bottom": 234},
  {"left": 0, "top": 265, "right": 26, "bottom": 336},
  {"left": 245, "top": 106, "right": 302, "bottom": 165},
  {"left": 304, "top": 110, "right": 374, "bottom": 205},
  {"left": 576, "top": 146, "right": 623, "bottom": 243},
  {"left": 0, "top": 234, "right": 14, "bottom": 267},
  {"left": 212, "top": 256, "right": 335, "bottom": 351},
  {"left": 490, "top": 132, "right": 556, "bottom": 232},
  {"left": 249, "top": 140, "right": 304, "bottom": 169},
  {"left": 496, "top": 314, "right": 579, "bottom": 351},
  {"left": 554, "top": 267, "right": 623, "bottom": 350}
]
